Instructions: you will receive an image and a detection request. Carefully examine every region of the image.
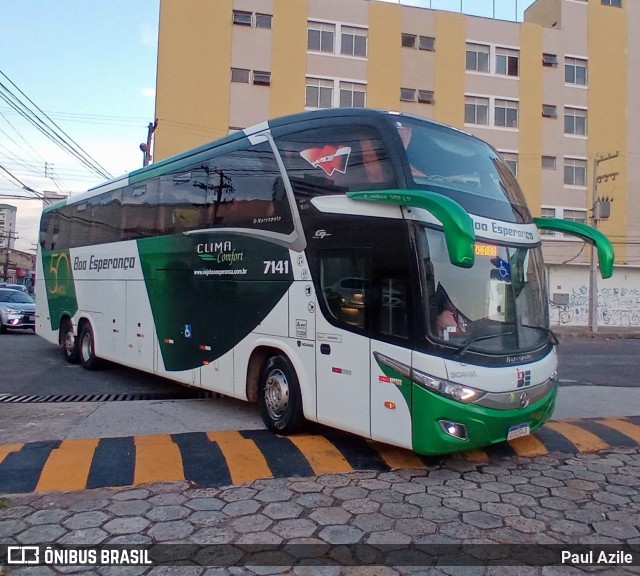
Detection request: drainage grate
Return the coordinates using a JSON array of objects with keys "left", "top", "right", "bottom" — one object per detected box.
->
[{"left": 0, "top": 390, "right": 215, "bottom": 404}]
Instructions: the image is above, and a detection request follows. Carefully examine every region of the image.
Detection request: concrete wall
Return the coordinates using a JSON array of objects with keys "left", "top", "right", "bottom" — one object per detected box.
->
[{"left": 548, "top": 264, "right": 640, "bottom": 327}]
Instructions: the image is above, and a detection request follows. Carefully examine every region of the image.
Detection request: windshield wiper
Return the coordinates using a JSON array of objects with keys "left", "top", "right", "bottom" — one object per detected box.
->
[
  {"left": 519, "top": 324, "right": 559, "bottom": 346},
  {"left": 455, "top": 332, "right": 516, "bottom": 358}
]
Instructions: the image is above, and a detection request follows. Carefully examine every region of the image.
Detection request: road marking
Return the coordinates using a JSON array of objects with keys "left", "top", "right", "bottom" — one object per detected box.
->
[
  {"left": 288, "top": 434, "right": 353, "bottom": 474},
  {"left": 544, "top": 421, "right": 610, "bottom": 452},
  {"left": 36, "top": 438, "right": 99, "bottom": 492},
  {"left": 208, "top": 430, "right": 272, "bottom": 484},
  {"left": 134, "top": 435, "right": 184, "bottom": 485}
]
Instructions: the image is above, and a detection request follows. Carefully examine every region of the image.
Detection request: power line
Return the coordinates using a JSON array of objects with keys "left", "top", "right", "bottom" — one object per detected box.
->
[{"left": 0, "top": 70, "right": 112, "bottom": 180}]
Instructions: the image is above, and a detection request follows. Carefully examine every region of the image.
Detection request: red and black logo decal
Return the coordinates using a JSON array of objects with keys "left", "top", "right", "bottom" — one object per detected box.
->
[{"left": 300, "top": 145, "right": 351, "bottom": 176}]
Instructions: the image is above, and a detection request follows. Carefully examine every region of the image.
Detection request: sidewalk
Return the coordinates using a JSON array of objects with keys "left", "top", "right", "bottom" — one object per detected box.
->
[{"left": 552, "top": 325, "right": 640, "bottom": 339}]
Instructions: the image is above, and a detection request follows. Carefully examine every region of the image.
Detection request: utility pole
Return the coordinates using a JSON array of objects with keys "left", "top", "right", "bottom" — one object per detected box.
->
[
  {"left": 588, "top": 152, "right": 618, "bottom": 333},
  {"left": 140, "top": 119, "right": 158, "bottom": 167}
]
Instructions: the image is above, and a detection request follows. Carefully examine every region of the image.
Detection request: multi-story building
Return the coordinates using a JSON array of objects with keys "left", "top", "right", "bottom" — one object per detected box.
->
[
  {"left": 0, "top": 204, "right": 17, "bottom": 250},
  {"left": 153, "top": 0, "right": 639, "bottom": 326}
]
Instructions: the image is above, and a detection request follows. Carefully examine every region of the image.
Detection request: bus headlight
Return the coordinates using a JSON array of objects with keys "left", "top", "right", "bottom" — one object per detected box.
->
[{"left": 411, "top": 368, "right": 485, "bottom": 404}]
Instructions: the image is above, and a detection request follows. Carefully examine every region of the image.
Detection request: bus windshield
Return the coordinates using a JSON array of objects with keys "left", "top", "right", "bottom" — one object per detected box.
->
[
  {"left": 419, "top": 226, "right": 549, "bottom": 354},
  {"left": 394, "top": 117, "right": 530, "bottom": 224}
]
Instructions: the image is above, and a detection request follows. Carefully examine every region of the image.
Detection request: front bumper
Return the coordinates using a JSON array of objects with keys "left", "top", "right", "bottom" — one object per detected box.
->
[
  {"left": 2, "top": 312, "right": 36, "bottom": 330},
  {"left": 412, "top": 381, "right": 557, "bottom": 455}
]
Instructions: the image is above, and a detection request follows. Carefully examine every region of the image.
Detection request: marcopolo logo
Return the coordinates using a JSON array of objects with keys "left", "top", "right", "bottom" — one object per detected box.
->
[{"left": 196, "top": 241, "right": 244, "bottom": 266}]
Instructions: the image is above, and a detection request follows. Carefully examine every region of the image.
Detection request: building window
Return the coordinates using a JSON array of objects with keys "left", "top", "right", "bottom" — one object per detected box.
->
[
  {"left": 564, "top": 158, "right": 587, "bottom": 187},
  {"left": 565, "top": 57, "right": 588, "bottom": 86},
  {"left": 341, "top": 26, "right": 367, "bottom": 57},
  {"left": 252, "top": 71, "right": 271, "bottom": 86},
  {"left": 232, "top": 10, "right": 252, "bottom": 26},
  {"left": 464, "top": 96, "right": 489, "bottom": 125},
  {"left": 231, "top": 68, "right": 250, "bottom": 83},
  {"left": 542, "top": 104, "right": 557, "bottom": 118},
  {"left": 542, "top": 53, "right": 558, "bottom": 67},
  {"left": 601, "top": 0, "right": 621, "bottom": 6},
  {"left": 419, "top": 36, "right": 435, "bottom": 51},
  {"left": 401, "top": 33, "right": 416, "bottom": 48},
  {"left": 564, "top": 107, "right": 587, "bottom": 136},
  {"left": 542, "top": 156, "right": 557, "bottom": 170},
  {"left": 496, "top": 47, "right": 519, "bottom": 77},
  {"left": 255, "top": 13, "right": 272, "bottom": 29},
  {"left": 495, "top": 99, "right": 519, "bottom": 128},
  {"left": 418, "top": 90, "right": 435, "bottom": 104},
  {"left": 306, "top": 77, "right": 333, "bottom": 108},
  {"left": 339, "top": 82, "right": 366, "bottom": 108},
  {"left": 563, "top": 209, "right": 587, "bottom": 224},
  {"left": 308, "top": 21, "right": 335, "bottom": 53},
  {"left": 500, "top": 152, "right": 518, "bottom": 177},
  {"left": 400, "top": 88, "right": 416, "bottom": 102},
  {"left": 539, "top": 207, "right": 557, "bottom": 235},
  {"left": 466, "top": 43, "right": 490, "bottom": 72}
]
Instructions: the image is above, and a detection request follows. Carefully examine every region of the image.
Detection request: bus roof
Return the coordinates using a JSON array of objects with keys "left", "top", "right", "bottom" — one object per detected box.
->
[{"left": 42, "top": 108, "right": 470, "bottom": 214}]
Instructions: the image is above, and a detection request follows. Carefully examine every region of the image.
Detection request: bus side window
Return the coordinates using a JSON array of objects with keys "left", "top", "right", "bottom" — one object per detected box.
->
[
  {"left": 318, "top": 252, "right": 369, "bottom": 330},
  {"left": 275, "top": 124, "right": 396, "bottom": 197}
]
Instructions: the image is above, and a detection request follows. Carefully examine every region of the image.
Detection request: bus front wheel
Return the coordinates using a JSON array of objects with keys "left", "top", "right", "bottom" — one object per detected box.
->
[
  {"left": 79, "top": 323, "right": 101, "bottom": 370},
  {"left": 259, "top": 355, "right": 305, "bottom": 435}
]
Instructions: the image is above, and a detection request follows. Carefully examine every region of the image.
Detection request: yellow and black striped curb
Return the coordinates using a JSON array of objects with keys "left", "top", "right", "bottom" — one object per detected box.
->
[{"left": 1, "top": 416, "right": 639, "bottom": 494}]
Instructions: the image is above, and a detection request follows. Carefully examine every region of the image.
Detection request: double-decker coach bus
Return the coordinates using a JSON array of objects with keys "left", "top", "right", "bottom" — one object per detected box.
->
[{"left": 36, "top": 109, "right": 613, "bottom": 455}]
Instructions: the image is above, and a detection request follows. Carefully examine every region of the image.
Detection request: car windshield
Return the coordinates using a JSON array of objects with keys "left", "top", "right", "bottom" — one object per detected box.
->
[
  {"left": 0, "top": 290, "right": 35, "bottom": 304},
  {"left": 419, "top": 226, "right": 549, "bottom": 354}
]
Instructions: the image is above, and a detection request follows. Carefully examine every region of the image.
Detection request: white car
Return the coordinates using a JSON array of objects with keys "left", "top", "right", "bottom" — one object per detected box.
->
[{"left": 0, "top": 288, "right": 36, "bottom": 333}]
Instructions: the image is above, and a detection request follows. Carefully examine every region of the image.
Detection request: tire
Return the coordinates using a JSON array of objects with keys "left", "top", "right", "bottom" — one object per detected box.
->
[
  {"left": 60, "top": 322, "right": 80, "bottom": 363},
  {"left": 259, "top": 355, "right": 305, "bottom": 435},
  {"left": 79, "top": 322, "right": 101, "bottom": 370},
  {"left": 0, "top": 321, "right": 6, "bottom": 334}
]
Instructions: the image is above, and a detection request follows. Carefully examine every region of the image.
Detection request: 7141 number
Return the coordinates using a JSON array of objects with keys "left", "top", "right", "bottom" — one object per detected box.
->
[{"left": 263, "top": 260, "right": 290, "bottom": 274}]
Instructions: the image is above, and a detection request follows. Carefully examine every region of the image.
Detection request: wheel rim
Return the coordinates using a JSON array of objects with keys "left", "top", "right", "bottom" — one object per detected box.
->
[
  {"left": 264, "top": 368, "right": 289, "bottom": 421},
  {"left": 81, "top": 332, "right": 92, "bottom": 362}
]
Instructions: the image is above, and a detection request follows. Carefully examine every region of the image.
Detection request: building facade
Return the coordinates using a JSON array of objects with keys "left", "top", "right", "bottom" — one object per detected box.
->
[
  {"left": 153, "top": 0, "right": 639, "bottom": 326},
  {"left": 0, "top": 204, "right": 17, "bottom": 250}
]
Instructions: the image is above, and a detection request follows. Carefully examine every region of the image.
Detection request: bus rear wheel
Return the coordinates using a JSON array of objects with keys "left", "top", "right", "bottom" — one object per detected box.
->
[
  {"left": 259, "top": 355, "right": 305, "bottom": 435},
  {"left": 79, "top": 323, "right": 101, "bottom": 370}
]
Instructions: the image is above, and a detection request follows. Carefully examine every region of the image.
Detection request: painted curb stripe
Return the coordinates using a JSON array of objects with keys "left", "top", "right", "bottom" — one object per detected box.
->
[
  {"left": 2, "top": 417, "right": 640, "bottom": 494},
  {"left": 171, "top": 432, "right": 231, "bottom": 487},
  {"left": 286, "top": 434, "right": 354, "bottom": 475},
  {"left": 0, "top": 441, "right": 59, "bottom": 493},
  {"left": 543, "top": 421, "right": 610, "bottom": 453},
  {"left": 36, "top": 438, "right": 99, "bottom": 492},
  {"left": 86, "top": 437, "right": 135, "bottom": 489},
  {"left": 240, "top": 430, "right": 315, "bottom": 478},
  {"left": 597, "top": 418, "right": 640, "bottom": 444},
  {"left": 207, "top": 430, "right": 272, "bottom": 485},
  {"left": 134, "top": 435, "right": 185, "bottom": 486},
  {"left": 573, "top": 419, "right": 638, "bottom": 448},
  {"left": 0, "top": 443, "right": 23, "bottom": 465}
]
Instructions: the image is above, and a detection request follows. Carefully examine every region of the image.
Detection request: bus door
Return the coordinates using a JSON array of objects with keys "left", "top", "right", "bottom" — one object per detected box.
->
[
  {"left": 314, "top": 251, "right": 414, "bottom": 444},
  {"left": 315, "top": 251, "right": 372, "bottom": 437}
]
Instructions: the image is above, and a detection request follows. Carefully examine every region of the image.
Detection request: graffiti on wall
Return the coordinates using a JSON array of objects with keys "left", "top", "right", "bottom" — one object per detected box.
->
[{"left": 550, "top": 285, "right": 640, "bottom": 326}]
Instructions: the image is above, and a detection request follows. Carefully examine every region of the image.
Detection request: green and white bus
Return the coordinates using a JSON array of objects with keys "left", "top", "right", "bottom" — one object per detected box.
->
[{"left": 36, "top": 109, "right": 614, "bottom": 455}]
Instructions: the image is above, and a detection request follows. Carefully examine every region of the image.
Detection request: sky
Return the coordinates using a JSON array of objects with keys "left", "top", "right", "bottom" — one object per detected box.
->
[{"left": 0, "top": 0, "right": 534, "bottom": 253}]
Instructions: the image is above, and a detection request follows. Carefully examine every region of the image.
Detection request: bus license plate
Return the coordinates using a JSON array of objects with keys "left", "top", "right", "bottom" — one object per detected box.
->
[{"left": 507, "top": 423, "right": 530, "bottom": 441}]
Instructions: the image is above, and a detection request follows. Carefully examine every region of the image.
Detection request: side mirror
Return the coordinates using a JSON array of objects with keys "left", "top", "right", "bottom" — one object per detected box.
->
[
  {"left": 533, "top": 217, "right": 614, "bottom": 279},
  {"left": 347, "top": 189, "right": 475, "bottom": 268}
]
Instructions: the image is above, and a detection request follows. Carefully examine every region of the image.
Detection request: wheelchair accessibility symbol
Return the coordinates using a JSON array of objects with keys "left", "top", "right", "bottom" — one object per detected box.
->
[{"left": 184, "top": 324, "right": 192, "bottom": 338}]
